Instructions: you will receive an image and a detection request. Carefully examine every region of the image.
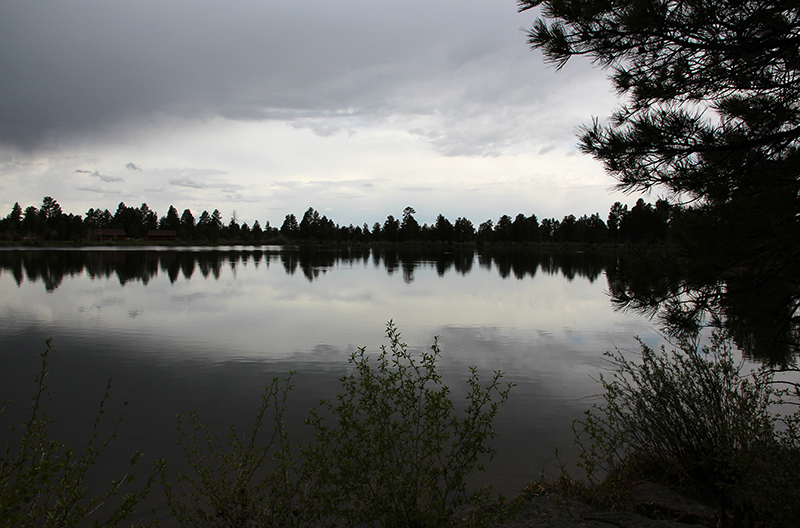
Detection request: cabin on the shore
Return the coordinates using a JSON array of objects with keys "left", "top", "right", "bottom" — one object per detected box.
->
[
  {"left": 147, "top": 229, "right": 177, "bottom": 241},
  {"left": 95, "top": 229, "right": 127, "bottom": 241}
]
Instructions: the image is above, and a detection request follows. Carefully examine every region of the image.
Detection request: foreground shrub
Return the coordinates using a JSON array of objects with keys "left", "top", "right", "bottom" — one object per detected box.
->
[
  {"left": 306, "top": 321, "right": 513, "bottom": 528},
  {"left": 0, "top": 339, "right": 157, "bottom": 528},
  {"left": 162, "top": 375, "right": 329, "bottom": 528},
  {"left": 164, "top": 321, "right": 513, "bottom": 527},
  {"left": 573, "top": 334, "right": 800, "bottom": 526}
]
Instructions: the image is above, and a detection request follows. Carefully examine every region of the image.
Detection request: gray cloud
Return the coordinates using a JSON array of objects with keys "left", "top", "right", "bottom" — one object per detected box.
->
[
  {"left": 0, "top": 0, "right": 632, "bottom": 228},
  {"left": 76, "top": 168, "right": 124, "bottom": 182},
  {"left": 169, "top": 178, "right": 204, "bottom": 189},
  {"left": 399, "top": 186, "right": 435, "bottom": 193},
  {"left": 538, "top": 145, "right": 557, "bottom": 155},
  {"left": 89, "top": 171, "right": 124, "bottom": 183},
  {"left": 0, "top": 0, "right": 605, "bottom": 155},
  {"left": 75, "top": 185, "right": 122, "bottom": 195}
]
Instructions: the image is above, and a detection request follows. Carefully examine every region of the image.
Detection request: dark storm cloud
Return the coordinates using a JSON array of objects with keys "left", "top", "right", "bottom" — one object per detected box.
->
[{"left": 0, "top": 0, "right": 583, "bottom": 154}]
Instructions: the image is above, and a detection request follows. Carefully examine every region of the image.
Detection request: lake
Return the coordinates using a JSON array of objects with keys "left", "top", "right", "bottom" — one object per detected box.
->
[{"left": 0, "top": 246, "right": 664, "bottom": 503}]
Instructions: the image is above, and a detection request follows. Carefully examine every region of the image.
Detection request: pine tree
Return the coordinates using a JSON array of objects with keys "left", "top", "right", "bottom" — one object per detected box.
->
[{"left": 520, "top": 0, "right": 800, "bottom": 359}]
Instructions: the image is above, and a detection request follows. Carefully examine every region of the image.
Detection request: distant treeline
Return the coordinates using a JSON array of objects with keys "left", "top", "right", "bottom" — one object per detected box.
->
[{"left": 0, "top": 197, "right": 670, "bottom": 245}]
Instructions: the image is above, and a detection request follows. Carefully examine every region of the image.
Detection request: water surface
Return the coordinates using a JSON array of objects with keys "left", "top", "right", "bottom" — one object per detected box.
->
[{"left": 0, "top": 246, "right": 662, "bottom": 498}]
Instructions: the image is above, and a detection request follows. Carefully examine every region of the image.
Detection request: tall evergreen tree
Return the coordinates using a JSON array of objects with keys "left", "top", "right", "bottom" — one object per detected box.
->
[
  {"left": 6, "top": 202, "right": 23, "bottom": 233},
  {"left": 434, "top": 214, "right": 455, "bottom": 242},
  {"left": 22, "top": 206, "right": 44, "bottom": 238},
  {"left": 400, "top": 207, "right": 420, "bottom": 240},
  {"left": 39, "top": 196, "right": 61, "bottom": 220},
  {"left": 140, "top": 203, "right": 158, "bottom": 231},
  {"left": 383, "top": 215, "right": 400, "bottom": 241},
  {"left": 180, "top": 209, "right": 195, "bottom": 239},
  {"left": 160, "top": 205, "right": 181, "bottom": 231},
  {"left": 454, "top": 217, "right": 475, "bottom": 241},
  {"left": 280, "top": 213, "right": 299, "bottom": 237},
  {"left": 520, "top": 0, "right": 800, "bottom": 358}
]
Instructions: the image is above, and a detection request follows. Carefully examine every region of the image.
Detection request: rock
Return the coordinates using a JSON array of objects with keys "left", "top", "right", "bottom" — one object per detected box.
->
[
  {"left": 627, "top": 481, "right": 716, "bottom": 526},
  {"left": 493, "top": 486, "right": 716, "bottom": 528}
]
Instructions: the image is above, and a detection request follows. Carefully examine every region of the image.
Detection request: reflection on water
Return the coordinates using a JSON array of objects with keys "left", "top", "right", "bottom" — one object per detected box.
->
[
  {"left": 0, "top": 246, "right": 659, "bottom": 502},
  {"left": 0, "top": 246, "right": 611, "bottom": 291},
  {"left": 605, "top": 248, "right": 799, "bottom": 364}
]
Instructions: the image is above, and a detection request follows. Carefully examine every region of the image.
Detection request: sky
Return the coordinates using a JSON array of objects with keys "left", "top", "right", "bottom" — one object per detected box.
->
[{"left": 0, "top": 0, "right": 649, "bottom": 228}]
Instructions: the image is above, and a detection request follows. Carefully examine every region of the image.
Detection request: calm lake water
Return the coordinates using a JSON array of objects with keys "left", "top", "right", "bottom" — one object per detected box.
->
[{"left": 0, "top": 246, "right": 664, "bottom": 500}]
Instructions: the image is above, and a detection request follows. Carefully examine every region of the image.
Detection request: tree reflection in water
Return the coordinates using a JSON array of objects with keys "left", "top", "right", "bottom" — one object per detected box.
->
[
  {"left": 3, "top": 245, "right": 793, "bottom": 364},
  {"left": 0, "top": 247, "right": 612, "bottom": 291},
  {"left": 606, "top": 248, "right": 799, "bottom": 365}
]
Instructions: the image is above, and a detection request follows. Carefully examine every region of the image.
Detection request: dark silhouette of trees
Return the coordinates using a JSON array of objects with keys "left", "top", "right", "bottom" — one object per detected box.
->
[
  {"left": 520, "top": 1, "right": 799, "bottom": 201},
  {"left": 112, "top": 202, "right": 146, "bottom": 239},
  {"left": 179, "top": 209, "right": 195, "bottom": 239},
  {"left": 433, "top": 214, "right": 455, "bottom": 242},
  {"left": 607, "top": 202, "right": 626, "bottom": 242},
  {"left": 22, "top": 206, "right": 44, "bottom": 238},
  {"left": 453, "top": 217, "right": 475, "bottom": 241},
  {"left": 617, "top": 198, "right": 670, "bottom": 243},
  {"left": 84, "top": 208, "right": 112, "bottom": 230},
  {"left": 299, "top": 208, "right": 320, "bottom": 239},
  {"left": 382, "top": 215, "right": 400, "bottom": 242},
  {"left": 521, "top": 0, "right": 800, "bottom": 359},
  {"left": 159, "top": 205, "right": 181, "bottom": 231},
  {"left": 193, "top": 209, "right": 224, "bottom": 242},
  {"left": 40, "top": 197, "right": 63, "bottom": 235},
  {"left": 281, "top": 213, "right": 299, "bottom": 238},
  {"left": 8, "top": 202, "right": 22, "bottom": 230},
  {"left": 399, "top": 207, "right": 420, "bottom": 241},
  {"left": 239, "top": 222, "right": 251, "bottom": 241},
  {"left": 297, "top": 207, "right": 336, "bottom": 240},
  {"left": 0, "top": 202, "right": 23, "bottom": 241},
  {"left": 210, "top": 210, "right": 223, "bottom": 231},
  {"left": 512, "top": 214, "right": 539, "bottom": 243},
  {"left": 140, "top": 203, "right": 158, "bottom": 231},
  {"left": 555, "top": 214, "right": 576, "bottom": 243},
  {"left": 227, "top": 212, "right": 241, "bottom": 240},
  {"left": 2, "top": 196, "right": 673, "bottom": 247},
  {"left": 580, "top": 213, "right": 608, "bottom": 244},
  {"left": 494, "top": 215, "right": 514, "bottom": 242},
  {"left": 251, "top": 220, "right": 263, "bottom": 240},
  {"left": 539, "top": 218, "right": 558, "bottom": 241},
  {"left": 370, "top": 222, "right": 382, "bottom": 241},
  {"left": 478, "top": 219, "right": 493, "bottom": 240},
  {"left": 195, "top": 211, "right": 211, "bottom": 240},
  {"left": 209, "top": 210, "right": 223, "bottom": 241}
]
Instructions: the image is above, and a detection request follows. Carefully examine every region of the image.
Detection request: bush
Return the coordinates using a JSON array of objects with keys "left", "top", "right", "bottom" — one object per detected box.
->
[
  {"left": 162, "top": 375, "right": 329, "bottom": 528},
  {"left": 0, "top": 339, "right": 157, "bottom": 528},
  {"left": 572, "top": 334, "right": 800, "bottom": 526},
  {"left": 163, "top": 321, "right": 513, "bottom": 527},
  {"left": 305, "top": 321, "right": 513, "bottom": 528}
]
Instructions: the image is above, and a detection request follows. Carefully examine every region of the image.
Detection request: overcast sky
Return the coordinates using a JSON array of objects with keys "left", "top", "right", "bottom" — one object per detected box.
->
[{"left": 0, "top": 0, "right": 648, "bottom": 228}]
